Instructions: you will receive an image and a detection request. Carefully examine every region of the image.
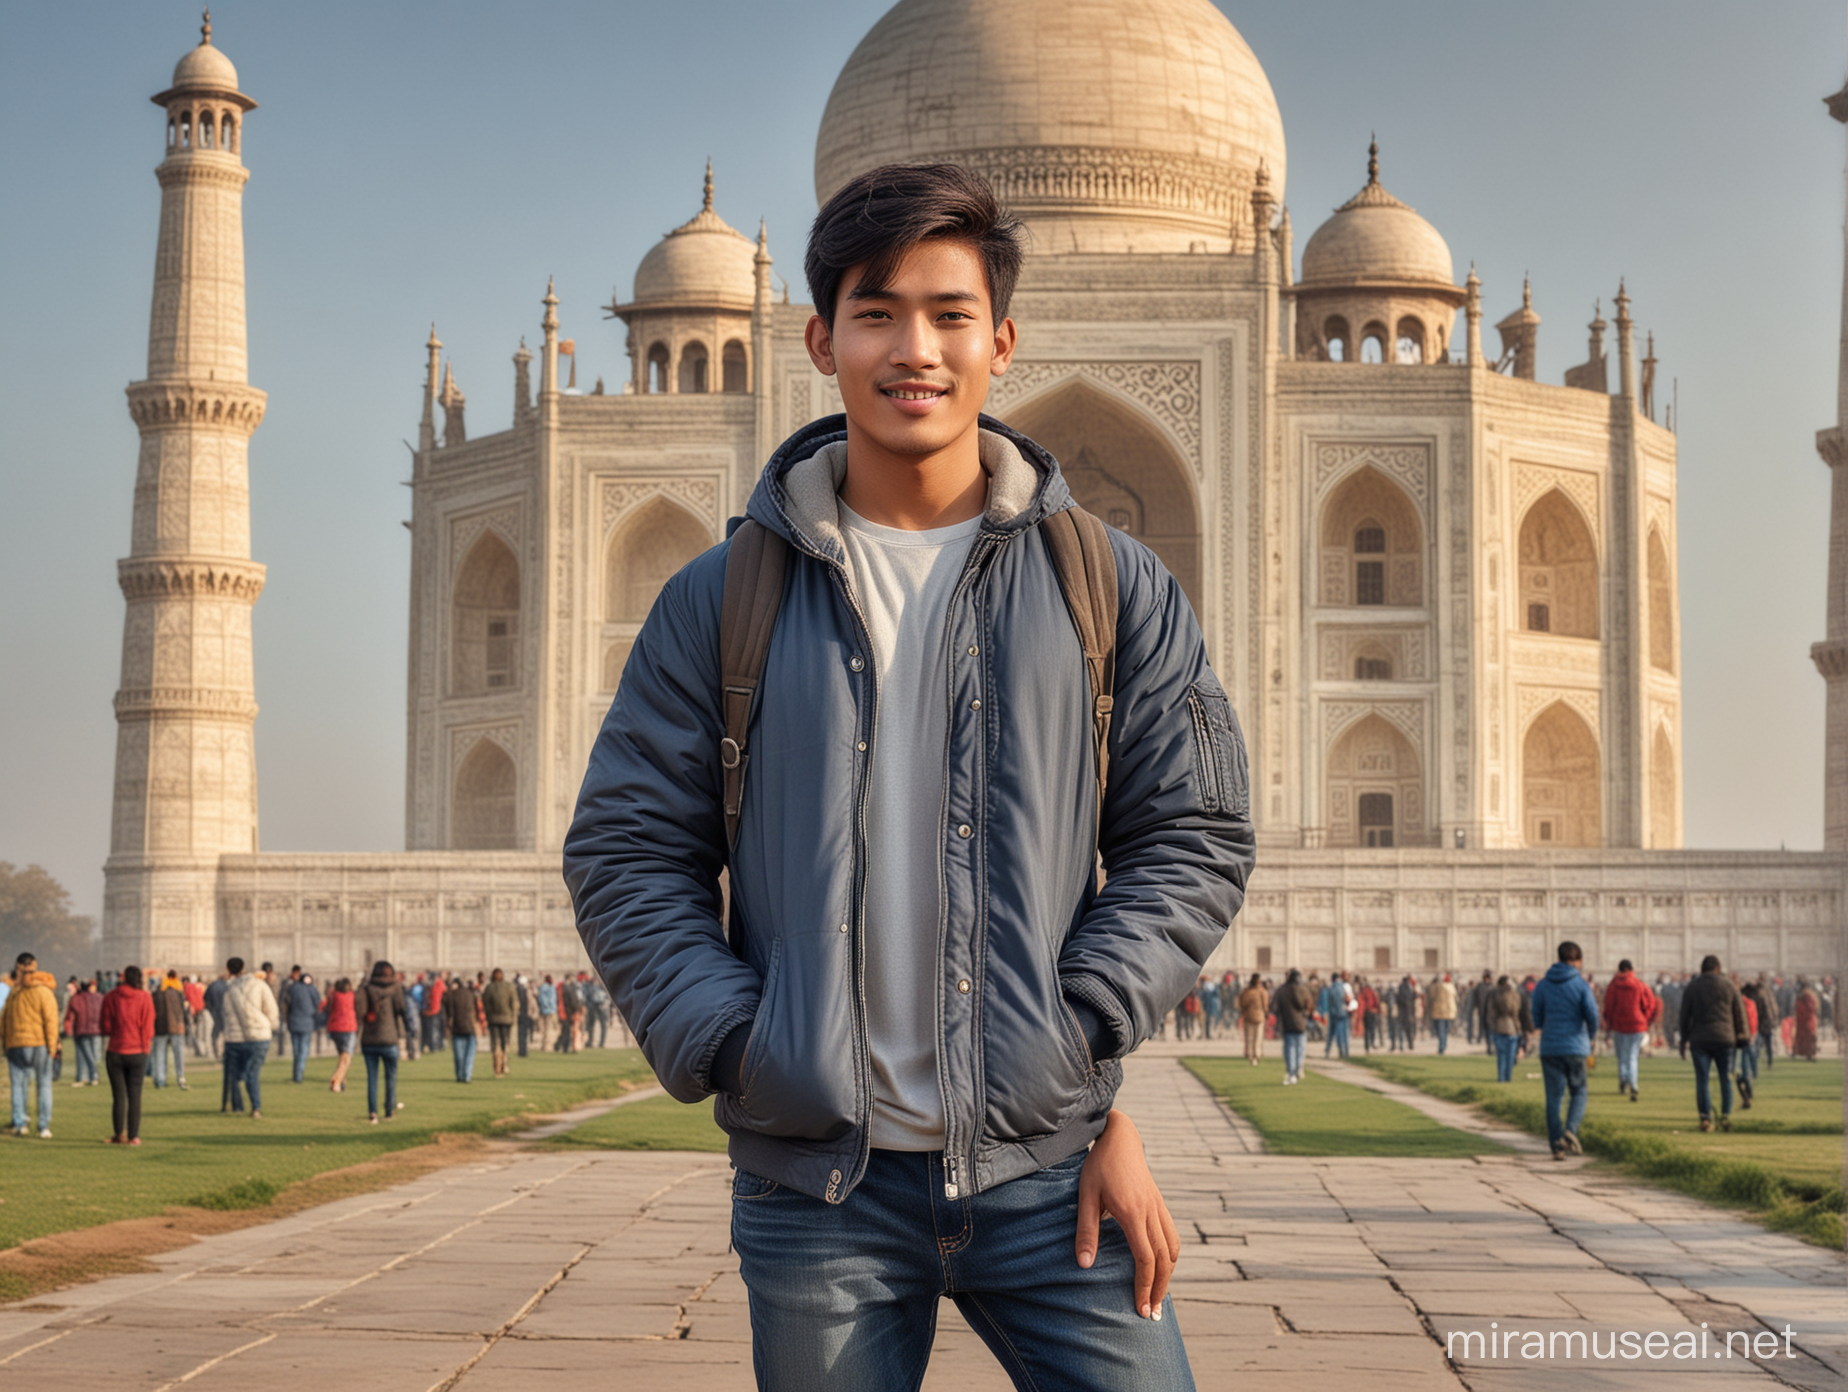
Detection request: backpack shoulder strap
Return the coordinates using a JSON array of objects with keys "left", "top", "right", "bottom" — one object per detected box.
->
[
  {"left": 1041, "top": 505, "right": 1119, "bottom": 825},
  {"left": 719, "top": 519, "right": 791, "bottom": 847}
]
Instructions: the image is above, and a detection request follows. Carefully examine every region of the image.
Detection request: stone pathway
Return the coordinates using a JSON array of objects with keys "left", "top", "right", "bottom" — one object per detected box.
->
[{"left": 0, "top": 1056, "right": 1838, "bottom": 1391}]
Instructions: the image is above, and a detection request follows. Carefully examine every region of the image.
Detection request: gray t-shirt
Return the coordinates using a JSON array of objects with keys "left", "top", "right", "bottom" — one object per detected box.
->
[{"left": 839, "top": 500, "right": 982, "bottom": 1150}]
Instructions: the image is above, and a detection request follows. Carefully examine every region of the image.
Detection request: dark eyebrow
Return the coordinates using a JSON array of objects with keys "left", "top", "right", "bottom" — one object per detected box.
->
[{"left": 845, "top": 285, "right": 983, "bottom": 305}]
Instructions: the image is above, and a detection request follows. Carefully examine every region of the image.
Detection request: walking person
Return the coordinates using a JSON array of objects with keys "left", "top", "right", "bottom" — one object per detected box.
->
[
  {"left": 183, "top": 975, "right": 207, "bottom": 1056},
  {"left": 219, "top": 957, "right": 279, "bottom": 1118},
  {"left": 565, "top": 164, "right": 1255, "bottom": 1386},
  {"left": 1678, "top": 955, "right": 1750, "bottom": 1131},
  {"left": 321, "top": 978, "right": 357, "bottom": 1093},
  {"left": 1734, "top": 985, "right": 1760, "bottom": 1109},
  {"left": 100, "top": 966, "right": 155, "bottom": 1145},
  {"left": 514, "top": 973, "right": 534, "bottom": 1058},
  {"left": 443, "top": 972, "right": 483, "bottom": 1082},
  {"left": 1748, "top": 975, "right": 1779, "bottom": 1071},
  {"left": 358, "top": 961, "right": 412, "bottom": 1123},
  {"left": 1235, "top": 973, "right": 1268, "bottom": 1065},
  {"left": 1317, "top": 971, "right": 1354, "bottom": 1059},
  {"left": 1358, "top": 977, "right": 1381, "bottom": 1053},
  {"left": 1428, "top": 973, "right": 1458, "bottom": 1055},
  {"left": 1394, "top": 976, "right": 1419, "bottom": 1052},
  {"left": 535, "top": 975, "right": 559, "bottom": 1054},
  {"left": 1531, "top": 941, "right": 1599, "bottom": 1159},
  {"left": 4, "top": 954, "right": 59, "bottom": 1137},
  {"left": 62, "top": 978, "right": 105, "bottom": 1086},
  {"left": 583, "top": 972, "right": 612, "bottom": 1048},
  {"left": 419, "top": 971, "right": 446, "bottom": 1057},
  {"left": 150, "top": 970, "right": 190, "bottom": 1090},
  {"left": 1486, "top": 975, "right": 1533, "bottom": 1083},
  {"left": 1273, "top": 970, "right": 1313, "bottom": 1084},
  {"left": 1600, "top": 959, "right": 1658, "bottom": 1102},
  {"left": 481, "top": 969, "right": 518, "bottom": 1077},
  {"left": 284, "top": 971, "right": 321, "bottom": 1083}
]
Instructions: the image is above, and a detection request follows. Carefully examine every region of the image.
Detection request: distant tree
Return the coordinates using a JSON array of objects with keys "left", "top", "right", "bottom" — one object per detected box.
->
[{"left": 0, "top": 863, "right": 98, "bottom": 976}]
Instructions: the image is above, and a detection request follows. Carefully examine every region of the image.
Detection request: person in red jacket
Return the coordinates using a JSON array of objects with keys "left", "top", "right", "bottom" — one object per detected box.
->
[
  {"left": 62, "top": 979, "right": 106, "bottom": 1087},
  {"left": 1601, "top": 959, "right": 1658, "bottom": 1102},
  {"left": 99, "top": 965, "right": 156, "bottom": 1144}
]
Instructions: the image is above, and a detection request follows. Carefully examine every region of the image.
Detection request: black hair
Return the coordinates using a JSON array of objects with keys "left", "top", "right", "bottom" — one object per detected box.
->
[
  {"left": 334, "top": 977, "right": 352, "bottom": 994},
  {"left": 226, "top": 956, "right": 245, "bottom": 975},
  {"left": 1700, "top": 954, "right": 1722, "bottom": 973},
  {"left": 805, "top": 163, "right": 1025, "bottom": 327},
  {"left": 122, "top": 965, "right": 144, "bottom": 990},
  {"left": 1556, "top": 941, "right": 1582, "bottom": 964},
  {"left": 370, "top": 960, "right": 396, "bottom": 985},
  {"left": 14, "top": 951, "right": 34, "bottom": 967},
  {"left": 1617, "top": 958, "right": 1633, "bottom": 973}
]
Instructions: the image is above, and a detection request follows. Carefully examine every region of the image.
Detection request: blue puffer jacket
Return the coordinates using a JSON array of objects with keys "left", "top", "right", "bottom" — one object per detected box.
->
[
  {"left": 565, "top": 415, "right": 1255, "bottom": 1204},
  {"left": 1531, "top": 961, "right": 1600, "bottom": 1058}
]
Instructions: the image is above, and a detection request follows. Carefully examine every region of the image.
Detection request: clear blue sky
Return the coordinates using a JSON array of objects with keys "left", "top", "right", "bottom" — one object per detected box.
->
[{"left": 1, "top": 1, "right": 1841, "bottom": 919}]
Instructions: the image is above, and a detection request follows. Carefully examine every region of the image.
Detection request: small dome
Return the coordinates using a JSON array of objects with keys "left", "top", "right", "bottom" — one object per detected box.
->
[
  {"left": 171, "top": 36, "right": 240, "bottom": 93},
  {"left": 630, "top": 166, "right": 756, "bottom": 311},
  {"left": 1301, "top": 143, "right": 1454, "bottom": 289}
]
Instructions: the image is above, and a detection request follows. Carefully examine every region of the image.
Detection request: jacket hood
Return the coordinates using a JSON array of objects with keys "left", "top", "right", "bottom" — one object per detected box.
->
[
  {"left": 744, "top": 413, "right": 1073, "bottom": 566},
  {"left": 1544, "top": 962, "right": 1583, "bottom": 984}
]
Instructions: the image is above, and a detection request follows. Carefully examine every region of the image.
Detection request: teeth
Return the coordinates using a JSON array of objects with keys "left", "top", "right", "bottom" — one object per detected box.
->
[{"left": 886, "top": 389, "right": 942, "bottom": 400}]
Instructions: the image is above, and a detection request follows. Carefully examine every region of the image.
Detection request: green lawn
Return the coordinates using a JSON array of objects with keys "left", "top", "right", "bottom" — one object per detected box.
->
[
  {"left": 0, "top": 1047, "right": 659, "bottom": 1255},
  {"left": 1356, "top": 1052, "right": 1845, "bottom": 1246},
  {"left": 1182, "top": 1056, "right": 1503, "bottom": 1158},
  {"left": 536, "top": 1093, "right": 729, "bottom": 1152}
]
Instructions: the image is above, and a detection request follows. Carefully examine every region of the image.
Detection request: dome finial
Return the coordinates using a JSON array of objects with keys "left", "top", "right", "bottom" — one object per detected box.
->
[
  {"left": 703, "top": 159, "right": 714, "bottom": 213},
  {"left": 1367, "top": 133, "right": 1379, "bottom": 185},
  {"left": 201, "top": 7, "right": 212, "bottom": 45}
]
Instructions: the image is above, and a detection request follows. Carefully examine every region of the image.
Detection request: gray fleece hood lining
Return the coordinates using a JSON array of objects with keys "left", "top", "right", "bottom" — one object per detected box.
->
[{"left": 778, "top": 429, "right": 1044, "bottom": 562}]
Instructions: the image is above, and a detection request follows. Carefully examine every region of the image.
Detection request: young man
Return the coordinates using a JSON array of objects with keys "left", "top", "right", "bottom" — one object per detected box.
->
[
  {"left": 1678, "top": 955, "right": 1750, "bottom": 1131},
  {"left": 566, "top": 164, "right": 1254, "bottom": 1389},
  {"left": 1531, "top": 940, "right": 1600, "bottom": 1158},
  {"left": 3, "top": 953, "right": 59, "bottom": 1137}
]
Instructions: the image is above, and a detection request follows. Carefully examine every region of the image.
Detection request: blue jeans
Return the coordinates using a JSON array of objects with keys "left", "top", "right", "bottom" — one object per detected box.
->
[
  {"left": 231, "top": 1039, "right": 269, "bottom": 1111},
  {"left": 290, "top": 1030, "right": 313, "bottom": 1082},
  {"left": 1735, "top": 1037, "right": 1758, "bottom": 1085},
  {"left": 1689, "top": 1044, "right": 1734, "bottom": 1118},
  {"left": 7, "top": 1046, "right": 53, "bottom": 1131},
  {"left": 1493, "top": 1032, "right": 1520, "bottom": 1082},
  {"left": 151, "top": 1034, "right": 186, "bottom": 1087},
  {"left": 732, "top": 1149, "right": 1194, "bottom": 1391},
  {"left": 1757, "top": 1031, "right": 1775, "bottom": 1068},
  {"left": 221, "top": 1040, "right": 249, "bottom": 1111},
  {"left": 452, "top": 1031, "right": 478, "bottom": 1082},
  {"left": 1612, "top": 1031, "right": 1644, "bottom": 1091},
  {"left": 363, "top": 1044, "right": 399, "bottom": 1117},
  {"left": 1281, "top": 1031, "right": 1305, "bottom": 1079},
  {"left": 1433, "top": 1019, "right": 1452, "bottom": 1054},
  {"left": 1540, "top": 1054, "right": 1588, "bottom": 1149},
  {"left": 72, "top": 1033, "right": 102, "bottom": 1084},
  {"left": 1323, "top": 1016, "right": 1350, "bottom": 1058}
]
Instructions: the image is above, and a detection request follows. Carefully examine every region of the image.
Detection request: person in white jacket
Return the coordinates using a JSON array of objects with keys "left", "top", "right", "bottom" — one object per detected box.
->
[{"left": 219, "top": 957, "right": 279, "bottom": 1118}]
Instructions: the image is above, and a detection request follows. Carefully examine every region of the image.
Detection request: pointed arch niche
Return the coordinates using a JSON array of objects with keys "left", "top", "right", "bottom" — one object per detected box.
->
[
  {"left": 606, "top": 497, "right": 713, "bottom": 623},
  {"left": 452, "top": 532, "right": 520, "bottom": 696},
  {"left": 1325, "top": 714, "right": 1423, "bottom": 848},
  {"left": 1319, "top": 466, "right": 1423, "bottom": 607},
  {"left": 998, "top": 380, "right": 1202, "bottom": 617},
  {"left": 1647, "top": 527, "right": 1674, "bottom": 673},
  {"left": 1650, "top": 723, "right": 1678, "bottom": 848},
  {"left": 452, "top": 738, "right": 517, "bottom": 850},
  {"left": 1518, "top": 491, "right": 1598, "bottom": 638},
  {"left": 1523, "top": 702, "right": 1601, "bottom": 847}
]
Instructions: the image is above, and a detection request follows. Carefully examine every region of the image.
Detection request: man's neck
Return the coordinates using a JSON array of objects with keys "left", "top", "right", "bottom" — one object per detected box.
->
[{"left": 837, "top": 418, "right": 987, "bottom": 530}]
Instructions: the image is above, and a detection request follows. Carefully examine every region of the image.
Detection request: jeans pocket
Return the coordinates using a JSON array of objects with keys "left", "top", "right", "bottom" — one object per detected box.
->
[{"left": 731, "top": 1167, "right": 781, "bottom": 1200}]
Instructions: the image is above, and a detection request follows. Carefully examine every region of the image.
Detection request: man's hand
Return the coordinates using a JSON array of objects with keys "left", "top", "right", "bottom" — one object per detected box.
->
[{"left": 1075, "top": 1109, "right": 1180, "bottom": 1320}]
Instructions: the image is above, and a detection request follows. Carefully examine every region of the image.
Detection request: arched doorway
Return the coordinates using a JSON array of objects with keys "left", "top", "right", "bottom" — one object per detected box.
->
[
  {"left": 452, "top": 739, "right": 516, "bottom": 850},
  {"left": 1325, "top": 714, "right": 1423, "bottom": 847},
  {"left": 1518, "top": 491, "right": 1598, "bottom": 638},
  {"left": 606, "top": 498, "right": 713, "bottom": 622},
  {"left": 998, "top": 380, "right": 1202, "bottom": 617},
  {"left": 1523, "top": 702, "right": 1601, "bottom": 846},
  {"left": 1650, "top": 724, "right": 1677, "bottom": 848},
  {"left": 453, "top": 532, "right": 520, "bottom": 695},
  {"left": 1319, "top": 466, "right": 1423, "bottom": 607},
  {"left": 1647, "top": 527, "right": 1674, "bottom": 673}
]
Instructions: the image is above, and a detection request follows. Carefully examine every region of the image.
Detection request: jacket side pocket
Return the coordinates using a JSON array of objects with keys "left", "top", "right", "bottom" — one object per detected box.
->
[
  {"left": 738, "top": 937, "right": 781, "bottom": 1101},
  {"left": 1186, "top": 679, "right": 1250, "bottom": 817}
]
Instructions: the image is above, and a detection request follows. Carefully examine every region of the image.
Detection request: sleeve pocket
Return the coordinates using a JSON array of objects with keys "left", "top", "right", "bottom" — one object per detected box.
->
[{"left": 1186, "top": 679, "right": 1250, "bottom": 818}]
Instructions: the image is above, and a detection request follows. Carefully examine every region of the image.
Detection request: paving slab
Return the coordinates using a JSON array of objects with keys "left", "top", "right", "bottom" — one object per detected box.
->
[{"left": 0, "top": 1052, "right": 1839, "bottom": 1391}]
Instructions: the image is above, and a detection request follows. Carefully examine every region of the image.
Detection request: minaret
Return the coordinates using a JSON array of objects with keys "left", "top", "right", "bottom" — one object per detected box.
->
[
  {"left": 103, "top": 13, "right": 266, "bottom": 970},
  {"left": 1814, "top": 83, "right": 1848, "bottom": 851}
]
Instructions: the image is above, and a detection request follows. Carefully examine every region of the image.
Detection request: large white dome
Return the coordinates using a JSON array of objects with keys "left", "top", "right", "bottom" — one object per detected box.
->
[{"left": 814, "top": 0, "right": 1287, "bottom": 254}]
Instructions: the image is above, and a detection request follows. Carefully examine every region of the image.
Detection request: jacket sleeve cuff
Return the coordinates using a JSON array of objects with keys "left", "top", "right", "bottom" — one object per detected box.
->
[
  {"left": 709, "top": 1021, "right": 752, "bottom": 1097},
  {"left": 692, "top": 1001, "right": 758, "bottom": 1095},
  {"left": 1061, "top": 973, "right": 1131, "bottom": 1061}
]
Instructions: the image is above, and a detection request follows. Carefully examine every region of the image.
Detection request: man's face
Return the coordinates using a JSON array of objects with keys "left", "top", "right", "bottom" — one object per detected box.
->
[{"left": 805, "top": 238, "right": 1016, "bottom": 460}]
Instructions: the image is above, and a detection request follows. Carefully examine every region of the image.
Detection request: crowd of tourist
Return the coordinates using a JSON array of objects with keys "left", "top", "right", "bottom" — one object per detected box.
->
[{"left": 0, "top": 951, "right": 628, "bottom": 1141}]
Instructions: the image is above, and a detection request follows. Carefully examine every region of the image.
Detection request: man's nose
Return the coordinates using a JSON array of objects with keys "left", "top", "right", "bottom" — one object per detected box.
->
[{"left": 890, "top": 314, "right": 942, "bottom": 368}]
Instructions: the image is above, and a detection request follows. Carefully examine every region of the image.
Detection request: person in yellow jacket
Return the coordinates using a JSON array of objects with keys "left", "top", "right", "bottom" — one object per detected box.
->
[
  {"left": 1235, "top": 974, "right": 1270, "bottom": 1065},
  {"left": 1428, "top": 973, "right": 1460, "bottom": 1055},
  {"left": 4, "top": 954, "right": 61, "bottom": 1137}
]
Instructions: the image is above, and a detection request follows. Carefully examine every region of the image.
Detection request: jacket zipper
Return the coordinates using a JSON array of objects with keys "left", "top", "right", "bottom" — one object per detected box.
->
[{"left": 936, "top": 533, "right": 1003, "bottom": 1199}]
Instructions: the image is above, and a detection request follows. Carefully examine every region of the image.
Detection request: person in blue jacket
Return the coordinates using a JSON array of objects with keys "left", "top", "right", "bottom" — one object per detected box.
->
[
  {"left": 566, "top": 163, "right": 1254, "bottom": 1389},
  {"left": 1530, "top": 940, "right": 1600, "bottom": 1159}
]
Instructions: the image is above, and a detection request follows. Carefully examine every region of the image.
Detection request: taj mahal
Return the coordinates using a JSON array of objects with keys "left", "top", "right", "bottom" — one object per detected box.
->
[{"left": 100, "top": 1, "right": 1847, "bottom": 982}]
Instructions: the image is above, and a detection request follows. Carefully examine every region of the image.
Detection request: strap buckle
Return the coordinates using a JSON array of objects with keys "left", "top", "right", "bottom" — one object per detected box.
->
[{"left": 719, "top": 737, "right": 743, "bottom": 770}]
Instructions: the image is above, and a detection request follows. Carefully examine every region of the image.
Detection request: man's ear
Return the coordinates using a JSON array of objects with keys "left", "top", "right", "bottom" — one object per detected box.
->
[
  {"left": 805, "top": 314, "right": 838, "bottom": 377},
  {"left": 990, "top": 315, "right": 1019, "bottom": 378}
]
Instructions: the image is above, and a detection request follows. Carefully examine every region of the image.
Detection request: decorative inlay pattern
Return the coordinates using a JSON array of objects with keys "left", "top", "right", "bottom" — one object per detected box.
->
[
  {"left": 1517, "top": 685, "right": 1599, "bottom": 736},
  {"left": 1321, "top": 699, "right": 1425, "bottom": 753},
  {"left": 114, "top": 687, "right": 258, "bottom": 720},
  {"left": 988, "top": 361, "right": 1202, "bottom": 471},
  {"left": 601, "top": 478, "right": 721, "bottom": 535},
  {"left": 1513, "top": 464, "right": 1599, "bottom": 540},
  {"left": 1313, "top": 441, "right": 1430, "bottom": 510},
  {"left": 126, "top": 381, "right": 267, "bottom": 436},
  {"left": 451, "top": 722, "right": 519, "bottom": 767},
  {"left": 449, "top": 506, "right": 521, "bottom": 581}
]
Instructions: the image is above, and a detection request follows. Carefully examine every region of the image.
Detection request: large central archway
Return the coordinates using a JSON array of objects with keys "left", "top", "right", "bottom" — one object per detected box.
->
[
  {"left": 998, "top": 380, "right": 1202, "bottom": 617},
  {"left": 1523, "top": 702, "right": 1601, "bottom": 846}
]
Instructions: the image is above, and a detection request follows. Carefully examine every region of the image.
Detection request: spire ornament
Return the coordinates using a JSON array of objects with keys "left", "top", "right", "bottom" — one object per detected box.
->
[
  {"left": 201, "top": 7, "right": 212, "bottom": 45},
  {"left": 703, "top": 158, "right": 714, "bottom": 212}
]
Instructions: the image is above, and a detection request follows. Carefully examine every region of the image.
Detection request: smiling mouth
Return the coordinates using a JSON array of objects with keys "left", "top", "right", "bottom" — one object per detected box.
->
[{"left": 881, "top": 386, "right": 947, "bottom": 400}]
